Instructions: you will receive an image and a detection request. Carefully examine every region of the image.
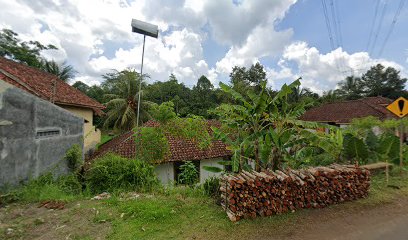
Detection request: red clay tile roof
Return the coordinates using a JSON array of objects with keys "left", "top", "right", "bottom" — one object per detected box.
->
[
  {"left": 88, "top": 120, "right": 231, "bottom": 163},
  {"left": 300, "top": 97, "right": 397, "bottom": 124},
  {"left": 0, "top": 57, "right": 104, "bottom": 113}
]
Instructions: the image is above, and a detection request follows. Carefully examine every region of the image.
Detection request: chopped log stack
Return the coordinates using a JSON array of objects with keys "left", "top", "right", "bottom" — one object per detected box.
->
[{"left": 220, "top": 164, "right": 370, "bottom": 222}]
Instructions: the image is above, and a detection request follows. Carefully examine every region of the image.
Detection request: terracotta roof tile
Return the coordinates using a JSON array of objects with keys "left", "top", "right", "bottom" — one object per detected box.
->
[
  {"left": 301, "top": 97, "right": 396, "bottom": 124},
  {"left": 88, "top": 120, "right": 231, "bottom": 162},
  {"left": 0, "top": 57, "right": 104, "bottom": 112}
]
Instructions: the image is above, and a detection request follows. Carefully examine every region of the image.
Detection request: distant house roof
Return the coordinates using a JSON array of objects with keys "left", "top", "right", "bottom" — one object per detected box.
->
[
  {"left": 0, "top": 57, "right": 104, "bottom": 114},
  {"left": 88, "top": 120, "right": 231, "bottom": 163},
  {"left": 300, "top": 97, "right": 396, "bottom": 124}
]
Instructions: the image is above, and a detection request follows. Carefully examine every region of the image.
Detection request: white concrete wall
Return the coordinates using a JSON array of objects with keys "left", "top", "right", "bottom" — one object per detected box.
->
[
  {"left": 154, "top": 162, "right": 174, "bottom": 185},
  {"left": 199, "top": 158, "right": 224, "bottom": 183}
]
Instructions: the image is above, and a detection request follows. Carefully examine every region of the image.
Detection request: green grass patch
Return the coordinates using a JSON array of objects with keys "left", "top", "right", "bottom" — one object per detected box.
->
[
  {"left": 1, "top": 173, "right": 89, "bottom": 204},
  {"left": 358, "top": 168, "right": 408, "bottom": 206}
]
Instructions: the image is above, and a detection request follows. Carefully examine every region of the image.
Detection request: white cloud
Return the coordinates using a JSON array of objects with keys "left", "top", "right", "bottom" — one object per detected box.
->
[
  {"left": 212, "top": 0, "right": 296, "bottom": 75},
  {"left": 88, "top": 28, "right": 214, "bottom": 86},
  {"left": 216, "top": 26, "right": 293, "bottom": 74},
  {"left": 204, "top": 0, "right": 296, "bottom": 45},
  {"left": 269, "top": 41, "right": 406, "bottom": 94}
]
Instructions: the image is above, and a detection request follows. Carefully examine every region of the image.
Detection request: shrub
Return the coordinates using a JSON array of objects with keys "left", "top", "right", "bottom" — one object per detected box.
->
[
  {"left": 65, "top": 144, "right": 82, "bottom": 172},
  {"left": 203, "top": 176, "right": 220, "bottom": 198},
  {"left": 86, "top": 153, "right": 159, "bottom": 193},
  {"left": 178, "top": 161, "right": 199, "bottom": 186}
]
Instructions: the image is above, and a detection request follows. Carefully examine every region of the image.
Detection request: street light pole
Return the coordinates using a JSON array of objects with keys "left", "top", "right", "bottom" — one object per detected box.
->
[
  {"left": 131, "top": 18, "right": 158, "bottom": 128},
  {"left": 136, "top": 34, "right": 146, "bottom": 128}
]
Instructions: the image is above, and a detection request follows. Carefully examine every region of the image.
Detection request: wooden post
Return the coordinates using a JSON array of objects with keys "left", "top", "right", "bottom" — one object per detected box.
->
[{"left": 399, "top": 123, "right": 404, "bottom": 174}]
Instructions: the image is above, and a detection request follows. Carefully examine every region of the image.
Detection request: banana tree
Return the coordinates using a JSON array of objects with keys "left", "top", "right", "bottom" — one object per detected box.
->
[
  {"left": 213, "top": 80, "right": 272, "bottom": 171},
  {"left": 209, "top": 78, "right": 322, "bottom": 172},
  {"left": 342, "top": 133, "right": 369, "bottom": 165}
]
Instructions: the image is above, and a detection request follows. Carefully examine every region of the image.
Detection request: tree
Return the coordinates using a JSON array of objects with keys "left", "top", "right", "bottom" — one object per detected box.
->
[
  {"left": 144, "top": 74, "right": 192, "bottom": 116},
  {"left": 41, "top": 60, "right": 76, "bottom": 82},
  {"left": 360, "top": 64, "right": 407, "bottom": 99},
  {"left": 190, "top": 75, "right": 217, "bottom": 117},
  {"left": 0, "top": 28, "right": 76, "bottom": 81},
  {"left": 229, "top": 62, "right": 267, "bottom": 95},
  {"left": 211, "top": 78, "right": 320, "bottom": 172},
  {"left": 72, "top": 81, "right": 105, "bottom": 103},
  {"left": 72, "top": 81, "right": 90, "bottom": 93},
  {"left": 0, "top": 29, "right": 56, "bottom": 68},
  {"left": 320, "top": 90, "right": 342, "bottom": 103},
  {"left": 337, "top": 76, "right": 364, "bottom": 100},
  {"left": 102, "top": 69, "right": 151, "bottom": 131}
]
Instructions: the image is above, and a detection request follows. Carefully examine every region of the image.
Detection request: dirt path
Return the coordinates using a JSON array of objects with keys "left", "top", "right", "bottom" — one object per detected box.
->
[{"left": 249, "top": 197, "right": 408, "bottom": 240}]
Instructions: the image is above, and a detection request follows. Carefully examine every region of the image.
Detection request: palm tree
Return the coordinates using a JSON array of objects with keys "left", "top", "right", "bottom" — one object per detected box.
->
[
  {"left": 103, "top": 69, "right": 152, "bottom": 131},
  {"left": 337, "top": 76, "right": 363, "bottom": 100},
  {"left": 41, "top": 60, "right": 76, "bottom": 82}
]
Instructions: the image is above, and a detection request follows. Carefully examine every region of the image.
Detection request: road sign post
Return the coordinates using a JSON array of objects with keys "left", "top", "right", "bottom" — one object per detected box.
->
[{"left": 386, "top": 97, "right": 407, "bottom": 175}]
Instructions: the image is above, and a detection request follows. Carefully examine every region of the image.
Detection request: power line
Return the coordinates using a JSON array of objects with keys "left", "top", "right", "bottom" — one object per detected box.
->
[
  {"left": 334, "top": 0, "right": 343, "bottom": 47},
  {"left": 331, "top": 0, "right": 350, "bottom": 76},
  {"left": 366, "top": 0, "right": 381, "bottom": 52},
  {"left": 370, "top": 0, "right": 389, "bottom": 55},
  {"left": 378, "top": 0, "right": 406, "bottom": 57},
  {"left": 321, "top": 0, "right": 335, "bottom": 50},
  {"left": 321, "top": 0, "right": 346, "bottom": 78},
  {"left": 330, "top": 0, "right": 341, "bottom": 48}
]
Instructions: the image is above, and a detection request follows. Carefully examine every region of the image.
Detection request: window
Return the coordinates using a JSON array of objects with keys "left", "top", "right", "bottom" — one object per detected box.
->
[{"left": 36, "top": 129, "right": 60, "bottom": 138}]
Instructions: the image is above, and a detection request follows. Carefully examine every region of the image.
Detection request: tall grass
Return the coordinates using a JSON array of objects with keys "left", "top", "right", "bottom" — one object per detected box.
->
[
  {"left": 86, "top": 153, "right": 160, "bottom": 194},
  {"left": 1, "top": 172, "right": 87, "bottom": 203}
]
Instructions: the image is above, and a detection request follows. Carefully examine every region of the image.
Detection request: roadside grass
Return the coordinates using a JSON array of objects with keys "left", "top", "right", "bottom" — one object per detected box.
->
[
  {"left": 2, "top": 170, "right": 408, "bottom": 240},
  {"left": 86, "top": 187, "right": 299, "bottom": 240},
  {"left": 357, "top": 167, "right": 408, "bottom": 206},
  {"left": 0, "top": 173, "right": 89, "bottom": 205}
]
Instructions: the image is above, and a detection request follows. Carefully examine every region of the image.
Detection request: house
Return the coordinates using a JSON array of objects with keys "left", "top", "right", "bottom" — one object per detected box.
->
[
  {"left": 301, "top": 97, "right": 397, "bottom": 129},
  {"left": 89, "top": 120, "right": 232, "bottom": 184},
  {"left": 0, "top": 80, "right": 83, "bottom": 186},
  {"left": 0, "top": 57, "right": 105, "bottom": 152}
]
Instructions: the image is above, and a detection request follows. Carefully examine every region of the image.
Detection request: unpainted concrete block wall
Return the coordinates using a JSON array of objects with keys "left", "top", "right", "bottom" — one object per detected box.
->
[{"left": 0, "top": 80, "right": 84, "bottom": 187}]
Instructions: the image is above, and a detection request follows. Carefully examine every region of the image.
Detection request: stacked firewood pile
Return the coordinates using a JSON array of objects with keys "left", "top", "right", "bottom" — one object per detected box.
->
[{"left": 220, "top": 164, "right": 370, "bottom": 222}]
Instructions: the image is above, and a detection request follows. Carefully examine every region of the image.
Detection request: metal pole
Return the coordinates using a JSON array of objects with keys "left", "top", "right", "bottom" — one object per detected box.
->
[{"left": 136, "top": 34, "right": 146, "bottom": 128}]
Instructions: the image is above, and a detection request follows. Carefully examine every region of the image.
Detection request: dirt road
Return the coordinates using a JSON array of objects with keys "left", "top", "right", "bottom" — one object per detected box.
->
[{"left": 252, "top": 197, "right": 408, "bottom": 240}]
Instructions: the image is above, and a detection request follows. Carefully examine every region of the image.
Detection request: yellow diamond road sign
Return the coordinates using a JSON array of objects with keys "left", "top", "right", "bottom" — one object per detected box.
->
[{"left": 386, "top": 97, "right": 408, "bottom": 118}]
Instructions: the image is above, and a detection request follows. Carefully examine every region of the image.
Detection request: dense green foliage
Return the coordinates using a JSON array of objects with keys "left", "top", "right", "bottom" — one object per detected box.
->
[
  {"left": 162, "top": 116, "right": 212, "bottom": 149},
  {"left": 177, "top": 161, "right": 199, "bottom": 186},
  {"left": 134, "top": 127, "right": 170, "bottom": 162},
  {"left": 336, "top": 64, "right": 407, "bottom": 99},
  {"left": 0, "top": 28, "right": 76, "bottom": 81},
  {"left": 64, "top": 144, "right": 82, "bottom": 172},
  {"left": 86, "top": 153, "right": 159, "bottom": 193},
  {"left": 203, "top": 176, "right": 220, "bottom": 198},
  {"left": 134, "top": 102, "right": 211, "bottom": 162},
  {"left": 211, "top": 79, "right": 321, "bottom": 172}
]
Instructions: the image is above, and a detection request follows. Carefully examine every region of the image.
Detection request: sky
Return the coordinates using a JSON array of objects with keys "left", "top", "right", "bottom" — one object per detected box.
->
[{"left": 1, "top": 0, "right": 407, "bottom": 94}]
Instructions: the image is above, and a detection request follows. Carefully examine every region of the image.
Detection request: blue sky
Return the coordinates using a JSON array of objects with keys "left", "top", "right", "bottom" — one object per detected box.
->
[
  {"left": 0, "top": 0, "right": 407, "bottom": 94},
  {"left": 278, "top": 0, "right": 408, "bottom": 62}
]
